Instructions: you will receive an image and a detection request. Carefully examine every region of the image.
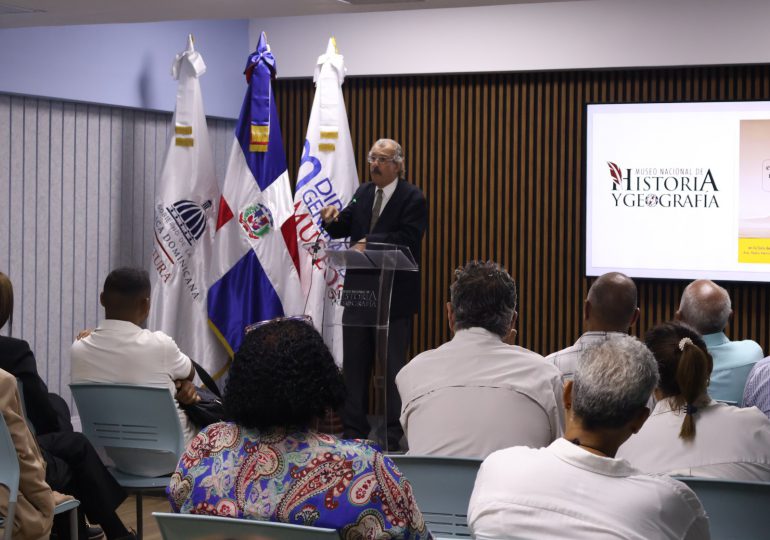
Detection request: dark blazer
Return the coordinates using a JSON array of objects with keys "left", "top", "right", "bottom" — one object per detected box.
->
[
  {"left": 0, "top": 336, "right": 60, "bottom": 435},
  {"left": 324, "top": 179, "right": 428, "bottom": 319}
]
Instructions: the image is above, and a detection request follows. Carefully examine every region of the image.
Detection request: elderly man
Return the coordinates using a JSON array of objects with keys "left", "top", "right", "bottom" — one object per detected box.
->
[
  {"left": 468, "top": 336, "right": 710, "bottom": 540},
  {"left": 396, "top": 260, "right": 563, "bottom": 458},
  {"left": 676, "top": 279, "right": 763, "bottom": 403},
  {"left": 546, "top": 271, "right": 639, "bottom": 380},
  {"left": 321, "top": 138, "right": 427, "bottom": 450}
]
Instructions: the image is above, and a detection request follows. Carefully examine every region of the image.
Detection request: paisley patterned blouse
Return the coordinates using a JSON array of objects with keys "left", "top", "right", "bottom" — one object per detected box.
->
[{"left": 167, "top": 422, "right": 433, "bottom": 539}]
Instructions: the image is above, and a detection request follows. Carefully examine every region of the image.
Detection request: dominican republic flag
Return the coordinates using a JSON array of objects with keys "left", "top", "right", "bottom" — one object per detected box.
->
[
  {"left": 293, "top": 37, "right": 359, "bottom": 366},
  {"left": 148, "top": 35, "right": 228, "bottom": 378},
  {"left": 207, "top": 32, "right": 303, "bottom": 358}
]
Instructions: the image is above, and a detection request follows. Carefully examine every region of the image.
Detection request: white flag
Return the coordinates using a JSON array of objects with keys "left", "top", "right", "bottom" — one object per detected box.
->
[
  {"left": 293, "top": 37, "right": 359, "bottom": 365},
  {"left": 148, "top": 35, "right": 227, "bottom": 379}
]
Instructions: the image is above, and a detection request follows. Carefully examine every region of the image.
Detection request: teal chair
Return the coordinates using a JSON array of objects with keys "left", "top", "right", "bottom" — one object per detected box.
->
[
  {"left": 387, "top": 455, "right": 482, "bottom": 538},
  {"left": 0, "top": 414, "right": 80, "bottom": 540},
  {"left": 153, "top": 512, "right": 339, "bottom": 539},
  {"left": 71, "top": 384, "right": 186, "bottom": 540},
  {"left": 675, "top": 476, "right": 770, "bottom": 540}
]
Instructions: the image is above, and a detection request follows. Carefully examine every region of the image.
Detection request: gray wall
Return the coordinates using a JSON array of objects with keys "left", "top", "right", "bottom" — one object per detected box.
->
[
  {"left": 0, "top": 93, "right": 234, "bottom": 405},
  {"left": 0, "top": 20, "right": 248, "bottom": 119}
]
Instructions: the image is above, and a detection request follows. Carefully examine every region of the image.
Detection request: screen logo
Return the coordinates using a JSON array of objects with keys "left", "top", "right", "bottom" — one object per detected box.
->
[{"left": 606, "top": 162, "right": 719, "bottom": 208}]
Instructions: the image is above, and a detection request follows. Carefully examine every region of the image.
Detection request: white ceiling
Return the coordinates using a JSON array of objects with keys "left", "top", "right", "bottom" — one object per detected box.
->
[{"left": 0, "top": 0, "right": 584, "bottom": 28}]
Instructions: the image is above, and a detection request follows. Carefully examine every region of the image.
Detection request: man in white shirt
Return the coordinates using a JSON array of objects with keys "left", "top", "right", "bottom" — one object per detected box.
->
[
  {"left": 546, "top": 271, "right": 639, "bottom": 380},
  {"left": 676, "top": 279, "right": 763, "bottom": 403},
  {"left": 468, "top": 336, "right": 710, "bottom": 540},
  {"left": 71, "top": 268, "right": 199, "bottom": 448},
  {"left": 396, "top": 260, "right": 563, "bottom": 459}
]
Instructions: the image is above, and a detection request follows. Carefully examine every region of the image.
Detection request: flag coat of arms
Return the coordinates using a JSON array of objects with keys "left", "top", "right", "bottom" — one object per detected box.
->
[
  {"left": 293, "top": 37, "right": 359, "bottom": 365},
  {"left": 207, "top": 32, "right": 303, "bottom": 358},
  {"left": 148, "top": 35, "right": 227, "bottom": 378}
]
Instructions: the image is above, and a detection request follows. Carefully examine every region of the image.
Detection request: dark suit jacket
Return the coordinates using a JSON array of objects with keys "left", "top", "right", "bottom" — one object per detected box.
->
[
  {"left": 324, "top": 179, "right": 427, "bottom": 319},
  {"left": 0, "top": 336, "right": 60, "bottom": 435}
]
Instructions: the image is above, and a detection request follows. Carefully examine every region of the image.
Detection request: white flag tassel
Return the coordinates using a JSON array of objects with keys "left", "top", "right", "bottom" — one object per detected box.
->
[
  {"left": 148, "top": 35, "right": 228, "bottom": 382},
  {"left": 294, "top": 37, "right": 359, "bottom": 366}
]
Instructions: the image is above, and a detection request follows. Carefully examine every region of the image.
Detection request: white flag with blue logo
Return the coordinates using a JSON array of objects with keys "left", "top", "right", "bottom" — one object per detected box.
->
[
  {"left": 148, "top": 35, "right": 228, "bottom": 378},
  {"left": 294, "top": 37, "right": 359, "bottom": 365}
]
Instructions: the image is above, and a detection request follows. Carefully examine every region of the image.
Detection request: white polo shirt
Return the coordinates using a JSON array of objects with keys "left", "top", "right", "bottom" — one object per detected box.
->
[
  {"left": 71, "top": 319, "right": 196, "bottom": 445},
  {"left": 468, "top": 438, "right": 710, "bottom": 540},
  {"left": 617, "top": 397, "right": 770, "bottom": 481}
]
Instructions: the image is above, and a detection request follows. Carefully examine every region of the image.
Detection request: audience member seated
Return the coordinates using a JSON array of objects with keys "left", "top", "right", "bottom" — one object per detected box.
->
[
  {"left": 71, "top": 267, "right": 200, "bottom": 461},
  {"left": 167, "top": 318, "right": 432, "bottom": 539},
  {"left": 0, "top": 271, "right": 134, "bottom": 539},
  {"left": 468, "top": 336, "right": 710, "bottom": 540},
  {"left": 676, "top": 279, "right": 763, "bottom": 402},
  {"left": 0, "top": 367, "right": 54, "bottom": 540},
  {"left": 617, "top": 322, "right": 770, "bottom": 481},
  {"left": 742, "top": 355, "right": 770, "bottom": 419},
  {"left": 546, "top": 271, "right": 639, "bottom": 380},
  {"left": 396, "top": 261, "right": 563, "bottom": 458}
]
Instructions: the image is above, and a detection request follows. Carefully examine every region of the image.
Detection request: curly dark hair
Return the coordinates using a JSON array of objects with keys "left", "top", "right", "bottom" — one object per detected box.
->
[
  {"left": 450, "top": 260, "right": 517, "bottom": 337},
  {"left": 223, "top": 318, "right": 346, "bottom": 430}
]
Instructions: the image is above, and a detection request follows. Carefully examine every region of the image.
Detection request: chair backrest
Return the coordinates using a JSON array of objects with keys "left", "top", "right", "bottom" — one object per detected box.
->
[
  {"left": 153, "top": 512, "right": 339, "bottom": 540},
  {"left": 388, "top": 455, "right": 482, "bottom": 538},
  {"left": 70, "top": 384, "right": 185, "bottom": 477},
  {"left": 0, "top": 414, "right": 20, "bottom": 540},
  {"left": 674, "top": 476, "right": 770, "bottom": 540},
  {"left": 14, "top": 378, "right": 35, "bottom": 436}
]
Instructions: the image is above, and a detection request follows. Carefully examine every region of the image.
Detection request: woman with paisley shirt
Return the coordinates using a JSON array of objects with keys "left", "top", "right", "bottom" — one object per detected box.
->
[{"left": 167, "top": 317, "right": 432, "bottom": 539}]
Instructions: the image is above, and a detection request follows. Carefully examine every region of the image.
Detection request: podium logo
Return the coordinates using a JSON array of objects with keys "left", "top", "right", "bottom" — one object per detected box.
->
[
  {"left": 239, "top": 203, "right": 274, "bottom": 240},
  {"left": 340, "top": 290, "right": 377, "bottom": 309},
  {"left": 605, "top": 161, "right": 720, "bottom": 208}
]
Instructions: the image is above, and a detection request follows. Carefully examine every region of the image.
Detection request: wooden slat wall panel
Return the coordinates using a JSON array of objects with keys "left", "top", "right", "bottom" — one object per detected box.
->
[
  {"left": 276, "top": 65, "right": 770, "bottom": 357},
  {"left": 0, "top": 93, "right": 235, "bottom": 404}
]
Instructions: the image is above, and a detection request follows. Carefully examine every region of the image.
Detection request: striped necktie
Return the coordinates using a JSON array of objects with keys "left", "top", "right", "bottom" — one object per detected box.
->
[{"left": 369, "top": 188, "right": 384, "bottom": 232}]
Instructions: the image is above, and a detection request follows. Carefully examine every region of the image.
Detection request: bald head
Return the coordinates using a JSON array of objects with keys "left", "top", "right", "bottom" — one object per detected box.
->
[
  {"left": 585, "top": 272, "right": 639, "bottom": 332},
  {"left": 677, "top": 279, "right": 731, "bottom": 335}
]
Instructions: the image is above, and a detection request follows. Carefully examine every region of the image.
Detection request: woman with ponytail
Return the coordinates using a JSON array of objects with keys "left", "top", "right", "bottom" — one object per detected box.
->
[{"left": 618, "top": 321, "right": 770, "bottom": 481}]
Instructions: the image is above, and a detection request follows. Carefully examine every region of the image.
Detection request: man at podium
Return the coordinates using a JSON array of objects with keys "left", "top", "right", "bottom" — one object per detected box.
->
[{"left": 320, "top": 138, "right": 427, "bottom": 449}]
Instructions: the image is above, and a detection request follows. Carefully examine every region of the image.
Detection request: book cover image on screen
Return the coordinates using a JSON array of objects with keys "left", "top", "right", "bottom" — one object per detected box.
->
[{"left": 586, "top": 101, "right": 770, "bottom": 283}]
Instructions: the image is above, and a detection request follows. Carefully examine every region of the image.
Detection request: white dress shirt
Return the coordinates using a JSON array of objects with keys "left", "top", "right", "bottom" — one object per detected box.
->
[
  {"left": 71, "top": 319, "right": 196, "bottom": 446},
  {"left": 396, "top": 327, "right": 564, "bottom": 459},
  {"left": 468, "top": 438, "right": 710, "bottom": 540},
  {"left": 372, "top": 176, "right": 398, "bottom": 213},
  {"left": 617, "top": 397, "right": 770, "bottom": 481}
]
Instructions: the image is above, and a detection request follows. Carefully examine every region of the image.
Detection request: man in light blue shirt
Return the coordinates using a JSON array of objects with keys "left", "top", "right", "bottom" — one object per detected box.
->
[{"left": 676, "top": 279, "right": 764, "bottom": 403}]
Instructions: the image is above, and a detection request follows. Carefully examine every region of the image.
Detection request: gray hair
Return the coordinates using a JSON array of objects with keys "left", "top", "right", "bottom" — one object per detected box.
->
[
  {"left": 573, "top": 335, "right": 659, "bottom": 430},
  {"left": 679, "top": 280, "right": 731, "bottom": 335},
  {"left": 450, "top": 260, "right": 517, "bottom": 338},
  {"left": 372, "top": 138, "right": 404, "bottom": 176}
]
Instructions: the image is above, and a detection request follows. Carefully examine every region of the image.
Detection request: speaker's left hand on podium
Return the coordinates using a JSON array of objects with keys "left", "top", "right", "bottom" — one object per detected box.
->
[{"left": 353, "top": 239, "right": 367, "bottom": 252}]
